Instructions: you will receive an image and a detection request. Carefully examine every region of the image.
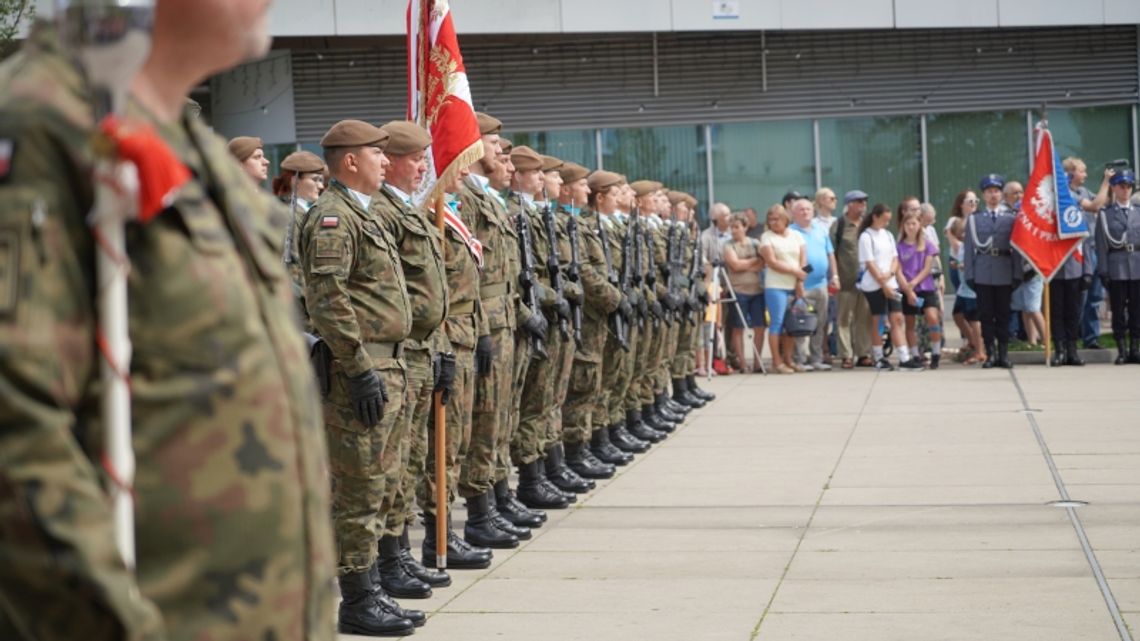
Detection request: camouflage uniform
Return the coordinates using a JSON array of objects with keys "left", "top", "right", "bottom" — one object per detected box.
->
[
  {"left": 0, "top": 24, "right": 335, "bottom": 641},
  {"left": 630, "top": 215, "right": 661, "bottom": 414},
  {"left": 458, "top": 177, "right": 516, "bottom": 496},
  {"left": 370, "top": 186, "right": 449, "bottom": 537},
  {"left": 546, "top": 208, "right": 584, "bottom": 447},
  {"left": 301, "top": 180, "right": 410, "bottom": 577},
  {"left": 602, "top": 214, "right": 638, "bottom": 427},
  {"left": 563, "top": 207, "right": 623, "bottom": 443},
  {"left": 417, "top": 199, "right": 486, "bottom": 514},
  {"left": 673, "top": 224, "right": 703, "bottom": 378},
  {"left": 285, "top": 197, "right": 316, "bottom": 328}
]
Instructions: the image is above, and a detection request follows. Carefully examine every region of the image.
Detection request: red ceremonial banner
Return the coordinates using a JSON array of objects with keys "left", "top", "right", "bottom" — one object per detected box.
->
[{"left": 1011, "top": 126, "right": 1083, "bottom": 281}]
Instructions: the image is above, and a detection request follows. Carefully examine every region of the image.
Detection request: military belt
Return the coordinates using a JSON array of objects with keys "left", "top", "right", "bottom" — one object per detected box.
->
[
  {"left": 450, "top": 300, "right": 476, "bottom": 315},
  {"left": 480, "top": 281, "right": 509, "bottom": 299},
  {"left": 975, "top": 248, "right": 1011, "bottom": 257},
  {"left": 1109, "top": 244, "right": 1136, "bottom": 253},
  {"left": 364, "top": 341, "right": 404, "bottom": 360}
]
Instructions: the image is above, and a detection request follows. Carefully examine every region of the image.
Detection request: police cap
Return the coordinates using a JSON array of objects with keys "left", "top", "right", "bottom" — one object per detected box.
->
[
  {"left": 1110, "top": 169, "right": 1135, "bottom": 186},
  {"left": 979, "top": 173, "right": 1006, "bottom": 191}
]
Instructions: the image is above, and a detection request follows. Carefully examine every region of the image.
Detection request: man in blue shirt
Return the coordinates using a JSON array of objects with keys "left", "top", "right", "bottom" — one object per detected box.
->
[{"left": 790, "top": 198, "right": 838, "bottom": 370}]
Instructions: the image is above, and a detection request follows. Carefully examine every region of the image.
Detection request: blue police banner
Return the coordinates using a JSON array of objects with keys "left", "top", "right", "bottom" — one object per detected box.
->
[
  {"left": 1053, "top": 147, "right": 1089, "bottom": 239},
  {"left": 1012, "top": 123, "right": 1087, "bottom": 281}
]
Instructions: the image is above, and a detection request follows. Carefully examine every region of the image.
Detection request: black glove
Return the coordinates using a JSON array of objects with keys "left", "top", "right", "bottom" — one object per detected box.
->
[
  {"left": 688, "top": 293, "right": 702, "bottom": 311},
  {"left": 638, "top": 294, "right": 650, "bottom": 318},
  {"left": 966, "top": 279, "right": 976, "bottom": 291},
  {"left": 475, "top": 335, "right": 493, "bottom": 376},
  {"left": 522, "top": 312, "right": 548, "bottom": 341},
  {"left": 617, "top": 295, "right": 633, "bottom": 321},
  {"left": 566, "top": 286, "right": 584, "bottom": 305},
  {"left": 650, "top": 300, "right": 665, "bottom": 320},
  {"left": 517, "top": 271, "right": 533, "bottom": 291},
  {"left": 1081, "top": 274, "right": 1093, "bottom": 291},
  {"left": 433, "top": 352, "right": 457, "bottom": 405},
  {"left": 346, "top": 369, "right": 387, "bottom": 427},
  {"left": 669, "top": 292, "right": 685, "bottom": 311},
  {"left": 555, "top": 295, "right": 572, "bottom": 322},
  {"left": 698, "top": 290, "right": 709, "bottom": 305},
  {"left": 305, "top": 334, "right": 332, "bottom": 398}
]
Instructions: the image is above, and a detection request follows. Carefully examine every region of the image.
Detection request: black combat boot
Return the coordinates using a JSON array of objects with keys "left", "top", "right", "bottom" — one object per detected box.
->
[
  {"left": 591, "top": 427, "right": 633, "bottom": 465},
  {"left": 422, "top": 512, "right": 492, "bottom": 570},
  {"left": 662, "top": 393, "right": 690, "bottom": 417},
  {"left": 398, "top": 525, "right": 450, "bottom": 588},
  {"left": 337, "top": 570, "right": 415, "bottom": 637},
  {"left": 535, "top": 457, "right": 577, "bottom": 502},
  {"left": 516, "top": 460, "right": 571, "bottom": 509},
  {"left": 544, "top": 443, "right": 594, "bottom": 493},
  {"left": 687, "top": 374, "right": 715, "bottom": 401},
  {"left": 494, "top": 478, "right": 545, "bottom": 527},
  {"left": 673, "top": 377, "right": 706, "bottom": 408},
  {"left": 996, "top": 342, "right": 1013, "bottom": 369},
  {"left": 609, "top": 419, "right": 649, "bottom": 453},
  {"left": 1065, "top": 340, "right": 1085, "bottom": 366},
  {"left": 630, "top": 408, "right": 668, "bottom": 443},
  {"left": 464, "top": 492, "right": 519, "bottom": 549},
  {"left": 1050, "top": 341, "right": 1066, "bottom": 367},
  {"left": 378, "top": 535, "right": 432, "bottom": 599},
  {"left": 1115, "top": 335, "right": 1128, "bottom": 365},
  {"left": 485, "top": 488, "right": 532, "bottom": 540},
  {"left": 642, "top": 405, "right": 675, "bottom": 436},
  {"left": 566, "top": 440, "right": 616, "bottom": 478},
  {"left": 368, "top": 561, "right": 426, "bottom": 628},
  {"left": 1130, "top": 337, "right": 1140, "bottom": 364}
]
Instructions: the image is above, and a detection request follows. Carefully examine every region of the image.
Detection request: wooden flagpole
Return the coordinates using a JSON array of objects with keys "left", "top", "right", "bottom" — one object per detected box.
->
[{"left": 434, "top": 191, "right": 448, "bottom": 569}]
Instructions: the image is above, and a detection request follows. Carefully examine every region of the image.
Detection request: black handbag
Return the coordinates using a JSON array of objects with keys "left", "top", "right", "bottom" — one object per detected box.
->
[{"left": 783, "top": 298, "right": 819, "bottom": 338}]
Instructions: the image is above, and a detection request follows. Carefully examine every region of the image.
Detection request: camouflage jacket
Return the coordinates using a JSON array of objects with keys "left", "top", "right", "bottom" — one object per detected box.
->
[
  {"left": 506, "top": 194, "right": 557, "bottom": 320},
  {"left": 0, "top": 23, "right": 335, "bottom": 641},
  {"left": 458, "top": 177, "right": 516, "bottom": 331},
  {"left": 371, "top": 186, "right": 448, "bottom": 350},
  {"left": 569, "top": 209, "right": 623, "bottom": 362},
  {"left": 300, "top": 181, "right": 412, "bottom": 376},
  {"left": 435, "top": 199, "right": 488, "bottom": 349}
]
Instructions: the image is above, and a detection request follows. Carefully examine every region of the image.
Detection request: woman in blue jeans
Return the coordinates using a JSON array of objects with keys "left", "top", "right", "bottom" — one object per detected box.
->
[
  {"left": 759, "top": 205, "right": 808, "bottom": 373},
  {"left": 723, "top": 213, "right": 767, "bottom": 372}
]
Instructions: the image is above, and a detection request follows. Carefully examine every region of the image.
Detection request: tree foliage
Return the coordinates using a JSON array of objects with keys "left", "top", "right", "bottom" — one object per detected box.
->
[{"left": 1, "top": 0, "right": 34, "bottom": 58}]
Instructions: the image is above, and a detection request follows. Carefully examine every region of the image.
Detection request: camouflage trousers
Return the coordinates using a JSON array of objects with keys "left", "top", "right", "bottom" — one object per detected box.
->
[
  {"left": 605, "top": 322, "right": 640, "bottom": 425},
  {"left": 546, "top": 321, "right": 576, "bottom": 446},
  {"left": 633, "top": 320, "right": 658, "bottom": 408},
  {"left": 464, "top": 323, "right": 513, "bottom": 497},
  {"left": 497, "top": 327, "right": 532, "bottom": 481},
  {"left": 672, "top": 316, "right": 698, "bottom": 377},
  {"left": 325, "top": 359, "right": 407, "bottom": 573},
  {"left": 657, "top": 319, "right": 680, "bottom": 389},
  {"left": 514, "top": 320, "right": 560, "bottom": 466},
  {"left": 417, "top": 344, "right": 473, "bottom": 516},
  {"left": 382, "top": 347, "right": 432, "bottom": 537}
]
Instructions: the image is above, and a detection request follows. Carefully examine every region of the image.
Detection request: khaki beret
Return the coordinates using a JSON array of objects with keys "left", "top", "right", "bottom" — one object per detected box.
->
[
  {"left": 476, "top": 112, "right": 502, "bottom": 135},
  {"left": 510, "top": 145, "right": 543, "bottom": 172},
  {"left": 666, "top": 190, "right": 687, "bottom": 205},
  {"left": 499, "top": 138, "right": 513, "bottom": 154},
  {"left": 587, "top": 170, "right": 624, "bottom": 193},
  {"left": 381, "top": 120, "right": 432, "bottom": 156},
  {"left": 280, "top": 151, "right": 326, "bottom": 173},
  {"left": 227, "top": 136, "right": 262, "bottom": 162},
  {"left": 630, "top": 180, "right": 664, "bottom": 197},
  {"left": 320, "top": 120, "right": 389, "bottom": 149},
  {"left": 684, "top": 194, "right": 699, "bottom": 208},
  {"left": 559, "top": 162, "right": 590, "bottom": 184},
  {"left": 540, "top": 155, "right": 564, "bottom": 173}
]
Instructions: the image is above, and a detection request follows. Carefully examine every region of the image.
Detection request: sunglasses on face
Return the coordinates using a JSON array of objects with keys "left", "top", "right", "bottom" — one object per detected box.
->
[{"left": 965, "top": 198, "right": 979, "bottom": 204}]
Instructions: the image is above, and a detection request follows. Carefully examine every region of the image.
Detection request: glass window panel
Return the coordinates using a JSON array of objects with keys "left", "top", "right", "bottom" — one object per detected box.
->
[
  {"left": 710, "top": 120, "right": 814, "bottom": 221},
  {"left": 1047, "top": 105, "right": 1134, "bottom": 177},
  {"left": 504, "top": 129, "right": 597, "bottom": 169},
  {"left": 818, "top": 116, "right": 923, "bottom": 213},
  {"left": 600, "top": 126, "right": 709, "bottom": 219}
]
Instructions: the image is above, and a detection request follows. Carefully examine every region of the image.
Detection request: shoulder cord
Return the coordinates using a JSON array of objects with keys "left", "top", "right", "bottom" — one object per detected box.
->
[
  {"left": 1100, "top": 206, "right": 1129, "bottom": 248},
  {"left": 968, "top": 214, "right": 994, "bottom": 251}
]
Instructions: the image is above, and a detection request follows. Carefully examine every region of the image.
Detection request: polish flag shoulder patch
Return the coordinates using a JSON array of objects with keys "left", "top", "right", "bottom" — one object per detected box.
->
[{"left": 320, "top": 215, "right": 339, "bottom": 228}]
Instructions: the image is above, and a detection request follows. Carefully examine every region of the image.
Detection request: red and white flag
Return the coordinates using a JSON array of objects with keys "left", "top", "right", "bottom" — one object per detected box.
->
[
  {"left": 1011, "top": 124, "right": 1087, "bottom": 281},
  {"left": 407, "top": 0, "right": 483, "bottom": 207}
]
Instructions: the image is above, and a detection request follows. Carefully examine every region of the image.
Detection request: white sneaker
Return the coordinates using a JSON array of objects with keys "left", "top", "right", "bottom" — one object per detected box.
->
[
  {"left": 802, "top": 362, "right": 815, "bottom": 371},
  {"left": 812, "top": 361, "right": 832, "bottom": 371}
]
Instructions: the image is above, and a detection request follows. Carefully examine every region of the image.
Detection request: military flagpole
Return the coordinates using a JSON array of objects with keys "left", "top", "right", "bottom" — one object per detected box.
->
[{"left": 434, "top": 192, "right": 449, "bottom": 569}]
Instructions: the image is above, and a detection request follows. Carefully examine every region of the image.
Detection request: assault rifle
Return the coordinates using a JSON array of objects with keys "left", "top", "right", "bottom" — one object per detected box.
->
[
  {"left": 598, "top": 213, "right": 629, "bottom": 351},
  {"left": 541, "top": 200, "right": 570, "bottom": 340},
  {"left": 514, "top": 197, "right": 549, "bottom": 360},
  {"left": 687, "top": 219, "right": 704, "bottom": 325},
  {"left": 643, "top": 213, "right": 664, "bottom": 328}
]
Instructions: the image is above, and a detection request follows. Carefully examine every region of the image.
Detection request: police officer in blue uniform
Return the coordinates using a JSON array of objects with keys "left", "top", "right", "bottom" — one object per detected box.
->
[
  {"left": 1048, "top": 216, "right": 1095, "bottom": 367},
  {"left": 964, "top": 174, "right": 1022, "bottom": 369},
  {"left": 1094, "top": 169, "right": 1140, "bottom": 365}
]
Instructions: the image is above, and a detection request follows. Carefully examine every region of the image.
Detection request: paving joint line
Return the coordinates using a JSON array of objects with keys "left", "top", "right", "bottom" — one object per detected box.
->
[
  {"left": 1007, "top": 369, "right": 1133, "bottom": 641},
  {"left": 748, "top": 371, "right": 879, "bottom": 640}
]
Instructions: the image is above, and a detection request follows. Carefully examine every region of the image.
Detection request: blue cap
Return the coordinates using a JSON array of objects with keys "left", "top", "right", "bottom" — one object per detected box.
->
[
  {"left": 843, "top": 189, "right": 869, "bottom": 204},
  {"left": 979, "top": 174, "right": 1005, "bottom": 191},
  {"left": 1110, "top": 169, "right": 1135, "bottom": 186}
]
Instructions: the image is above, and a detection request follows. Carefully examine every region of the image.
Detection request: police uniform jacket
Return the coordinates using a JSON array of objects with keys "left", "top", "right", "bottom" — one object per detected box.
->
[
  {"left": 1095, "top": 201, "right": 1140, "bottom": 281},
  {"left": 963, "top": 206, "right": 1020, "bottom": 286}
]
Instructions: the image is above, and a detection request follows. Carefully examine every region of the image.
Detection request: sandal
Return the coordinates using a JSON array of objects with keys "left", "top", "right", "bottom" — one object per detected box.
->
[
  {"left": 855, "top": 356, "right": 875, "bottom": 368},
  {"left": 841, "top": 359, "right": 854, "bottom": 370}
]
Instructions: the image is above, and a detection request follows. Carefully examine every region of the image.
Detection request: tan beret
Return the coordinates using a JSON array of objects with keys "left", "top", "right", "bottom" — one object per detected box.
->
[
  {"left": 587, "top": 170, "right": 624, "bottom": 193},
  {"left": 227, "top": 136, "right": 262, "bottom": 162},
  {"left": 630, "top": 180, "right": 664, "bottom": 197},
  {"left": 280, "top": 151, "right": 326, "bottom": 173},
  {"left": 540, "top": 155, "right": 564, "bottom": 173},
  {"left": 476, "top": 112, "right": 502, "bottom": 135},
  {"left": 684, "top": 194, "right": 699, "bottom": 208},
  {"left": 381, "top": 120, "right": 432, "bottom": 156},
  {"left": 666, "top": 190, "right": 687, "bottom": 205},
  {"left": 559, "top": 162, "right": 590, "bottom": 184},
  {"left": 320, "top": 120, "right": 389, "bottom": 149},
  {"left": 499, "top": 138, "right": 513, "bottom": 154},
  {"left": 510, "top": 145, "right": 543, "bottom": 172}
]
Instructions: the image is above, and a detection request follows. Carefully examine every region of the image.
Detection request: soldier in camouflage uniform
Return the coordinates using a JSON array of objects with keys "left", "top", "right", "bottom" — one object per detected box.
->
[
  {"left": 507, "top": 145, "right": 575, "bottom": 510},
  {"left": 460, "top": 121, "right": 548, "bottom": 532},
  {"left": 534, "top": 155, "right": 593, "bottom": 495},
  {"left": 278, "top": 150, "right": 327, "bottom": 326},
  {"left": 300, "top": 120, "right": 423, "bottom": 636},
  {"left": 0, "top": 13, "right": 336, "bottom": 641},
  {"left": 558, "top": 165, "right": 626, "bottom": 479},
  {"left": 668, "top": 192, "right": 713, "bottom": 407}
]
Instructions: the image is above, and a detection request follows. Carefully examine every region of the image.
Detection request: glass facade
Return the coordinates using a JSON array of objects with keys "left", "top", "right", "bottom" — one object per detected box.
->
[
  {"left": 600, "top": 126, "right": 709, "bottom": 215},
  {"left": 505, "top": 129, "right": 597, "bottom": 169},
  {"left": 819, "top": 116, "right": 923, "bottom": 212},
  {"left": 710, "top": 120, "right": 814, "bottom": 216},
  {"left": 1047, "top": 105, "right": 1134, "bottom": 175}
]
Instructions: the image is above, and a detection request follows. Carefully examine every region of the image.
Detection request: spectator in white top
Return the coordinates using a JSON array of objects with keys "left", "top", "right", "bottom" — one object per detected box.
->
[
  {"left": 759, "top": 204, "right": 807, "bottom": 373},
  {"left": 857, "top": 203, "right": 919, "bottom": 371}
]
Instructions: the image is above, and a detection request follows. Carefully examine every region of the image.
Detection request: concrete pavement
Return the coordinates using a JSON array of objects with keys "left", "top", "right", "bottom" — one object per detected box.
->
[{"left": 344, "top": 364, "right": 1140, "bottom": 641}]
